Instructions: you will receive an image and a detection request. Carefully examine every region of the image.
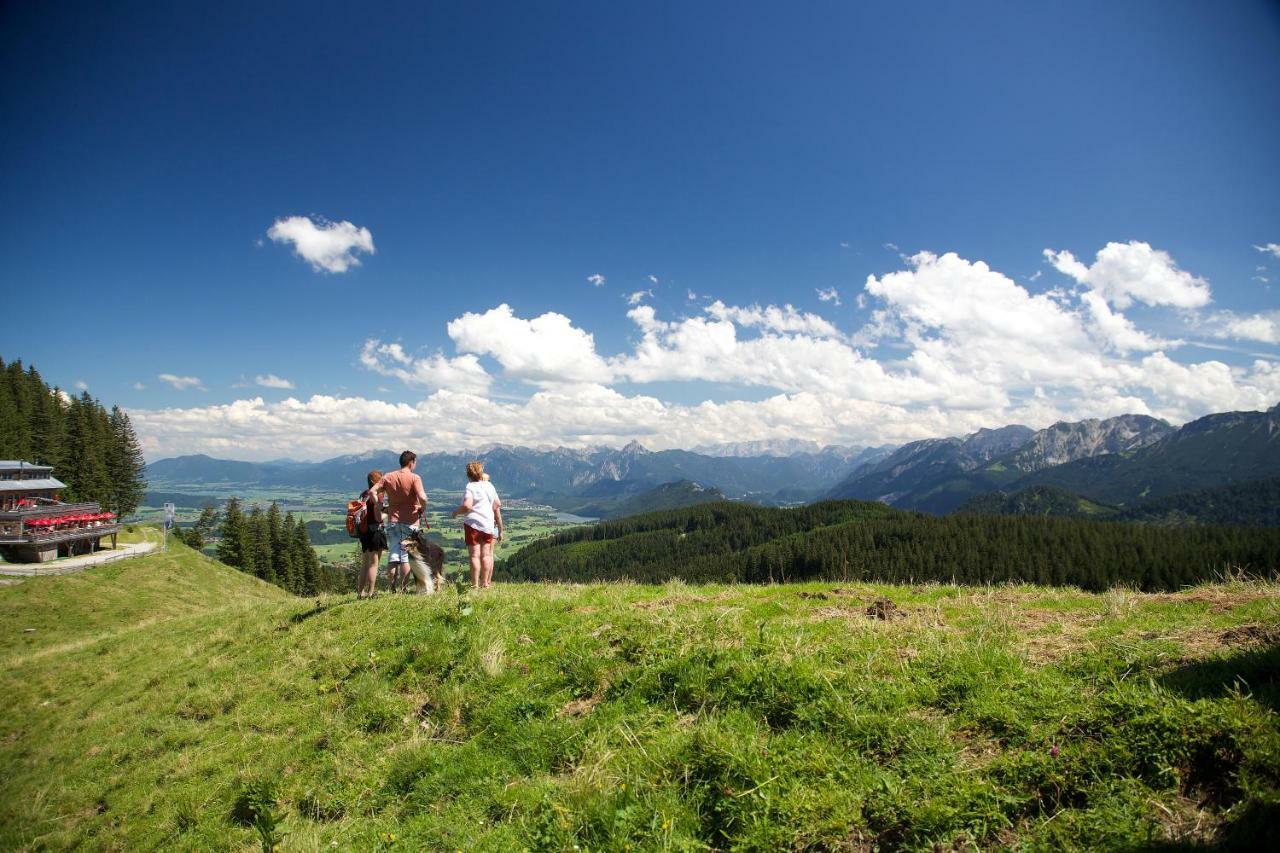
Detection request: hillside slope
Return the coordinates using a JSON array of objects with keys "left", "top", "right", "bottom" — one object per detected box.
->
[
  {"left": 0, "top": 528, "right": 286, "bottom": 661},
  {"left": 1, "top": 552, "right": 1278, "bottom": 850}
]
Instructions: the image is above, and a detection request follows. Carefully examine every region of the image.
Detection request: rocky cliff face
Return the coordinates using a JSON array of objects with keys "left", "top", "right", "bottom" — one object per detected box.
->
[{"left": 1001, "top": 415, "right": 1172, "bottom": 472}]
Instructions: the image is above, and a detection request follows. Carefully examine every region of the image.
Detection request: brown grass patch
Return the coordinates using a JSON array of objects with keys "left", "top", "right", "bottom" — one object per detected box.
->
[
  {"left": 557, "top": 696, "right": 601, "bottom": 718},
  {"left": 1145, "top": 587, "right": 1276, "bottom": 614}
]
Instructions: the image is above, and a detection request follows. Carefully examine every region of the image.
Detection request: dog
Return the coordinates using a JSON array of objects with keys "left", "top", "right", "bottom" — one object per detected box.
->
[{"left": 401, "top": 530, "right": 446, "bottom": 594}]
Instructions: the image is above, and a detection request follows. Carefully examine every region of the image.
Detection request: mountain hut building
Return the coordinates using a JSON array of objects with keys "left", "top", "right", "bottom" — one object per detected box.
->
[{"left": 0, "top": 461, "right": 120, "bottom": 563}]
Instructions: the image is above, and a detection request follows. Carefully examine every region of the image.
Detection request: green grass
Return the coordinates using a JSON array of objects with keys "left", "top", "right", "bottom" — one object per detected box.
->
[{"left": 1, "top": 538, "right": 1278, "bottom": 850}]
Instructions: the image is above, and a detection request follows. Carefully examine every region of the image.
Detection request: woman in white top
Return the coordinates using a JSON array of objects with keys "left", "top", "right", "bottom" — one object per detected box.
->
[{"left": 450, "top": 461, "right": 504, "bottom": 589}]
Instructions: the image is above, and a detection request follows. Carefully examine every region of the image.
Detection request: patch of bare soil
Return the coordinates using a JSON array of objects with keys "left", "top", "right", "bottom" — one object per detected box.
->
[
  {"left": 1220, "top": 622, "right": 1280, "bottom": 646},
  {"left": 865, "top": 598, "right": 902, "bottom": 620},
  {"left": 1177, "top": 621, "right": 1280, "bottom": 657}
]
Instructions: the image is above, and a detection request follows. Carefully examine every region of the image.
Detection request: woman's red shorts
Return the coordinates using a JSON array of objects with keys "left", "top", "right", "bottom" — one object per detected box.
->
[{"left": 464, "top": 524, "right": 494, "bottom": 546}]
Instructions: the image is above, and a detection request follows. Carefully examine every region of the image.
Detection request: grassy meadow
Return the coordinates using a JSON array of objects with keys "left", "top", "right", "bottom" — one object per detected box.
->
[{"left": 1, "top": 535, "right": 1278, "bottom": 850}]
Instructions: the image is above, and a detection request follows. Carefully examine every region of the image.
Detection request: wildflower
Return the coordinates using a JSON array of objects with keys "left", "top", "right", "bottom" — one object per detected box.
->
[{"left": 1051, "top": 745, "right": 1060, "bottom": 758}]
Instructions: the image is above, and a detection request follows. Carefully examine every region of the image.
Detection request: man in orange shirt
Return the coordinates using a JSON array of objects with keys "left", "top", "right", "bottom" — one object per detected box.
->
[{"left": 369, "top": 450, "right": 428, "bottom": 592}]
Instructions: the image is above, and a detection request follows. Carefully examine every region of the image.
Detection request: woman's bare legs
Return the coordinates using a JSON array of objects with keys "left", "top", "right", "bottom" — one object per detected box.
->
[
  {"left": 481, "top": 541, "right": 495, "bottom": 588},
  {"left": 467, "top": 543, "right": 483, "bottom": 588},
  {"left": 359, "top": 549, "right": 382, "bottom": 597}
]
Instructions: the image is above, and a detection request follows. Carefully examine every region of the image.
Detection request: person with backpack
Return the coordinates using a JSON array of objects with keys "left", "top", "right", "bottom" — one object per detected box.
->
[
  {"left": 369, "top": 451, "right": 429, "bottom": 593},
  {"left": 450, "top": 462, "right": 503, "bottom": 589},
  {"left": 353, "top": 469, "right": 387, "bottom": 598}
]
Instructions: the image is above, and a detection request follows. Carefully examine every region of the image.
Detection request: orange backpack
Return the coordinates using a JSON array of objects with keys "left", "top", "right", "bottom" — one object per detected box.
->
[{"left": 346, "top": 496, "right": 368, "bottom": 538}]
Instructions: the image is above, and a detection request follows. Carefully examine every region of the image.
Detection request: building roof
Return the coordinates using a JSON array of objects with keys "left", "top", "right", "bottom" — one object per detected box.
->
[
  {"left": 0, "top": 460, "right": 54, "bottom": 471},
  {"left": 0, "top": 478, "right": 66, "bottom": 492}
]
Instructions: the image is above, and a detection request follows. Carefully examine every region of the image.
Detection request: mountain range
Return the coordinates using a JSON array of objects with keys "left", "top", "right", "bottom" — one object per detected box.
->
[
  {"left": 146, "top": 442, "right": 884, "bottom": 508},
  {"left": 147, "top": 402, "right": 1279, "bottom": 523}
]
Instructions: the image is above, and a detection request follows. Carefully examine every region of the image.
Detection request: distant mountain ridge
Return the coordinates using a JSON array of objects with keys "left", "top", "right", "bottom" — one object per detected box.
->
[
  {"left": 829, "top": 413, "right": 1181, "bottom": 513},
  {"left": 147, "top": 442, "right": 882, "bottom": 508},
  {"left": 830, "top": 404, "right": 1277, "bottom": 516}
]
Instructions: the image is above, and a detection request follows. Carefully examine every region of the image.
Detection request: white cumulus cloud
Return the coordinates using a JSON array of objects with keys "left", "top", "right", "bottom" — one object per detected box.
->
[
  {"left": 267, "top": 215, "right": 375, "bottom": 274},
  {"left": 586, "top": 273, "right": 606, "bottom": 287},
  {"left": 626, "top": 289, "right": 653, "bottom": 306},
  {"left": 816, "top": 286, "right": 841, "bottom": 306},
  {"left": 1044, "top": 241, "right": 1211, "bottom": 309},
  {"left": 1254, "top": 243, "right": 1280, "bottom": 259},
  {"left": 446, "top": 304, "right": 612, "bottom": 385}
]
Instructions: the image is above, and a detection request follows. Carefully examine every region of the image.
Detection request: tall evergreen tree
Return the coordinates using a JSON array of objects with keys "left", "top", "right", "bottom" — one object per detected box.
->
[
  {"left": 217, "top": 497, "right": 246, "bottom": 568},
  {"left": 62, "top": 394, "right": 111, "bottom": 505},
  {"left": 291, "top": 515, "right": 321, "bottom": 596},
  {"left": 30, "top": 381, "right": 66, "bottom": 469},
  {"left": 107, "top": 406, "right": 146, "bottom": 519},
  {"left": 277, "top": 509, "right": 301, "bottom": 593},
  {"left": 194, "top": 504, "right": 219, "bottom": 543},
  {"left": 245, "top": 506, "right": 274, "bottom": 584}
]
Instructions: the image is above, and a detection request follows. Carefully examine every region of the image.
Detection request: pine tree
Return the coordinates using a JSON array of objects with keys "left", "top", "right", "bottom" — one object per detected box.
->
[
  {"left": 62, "top": 394, "right": 111, "bottom": 505},
  {"left": 107, "top": 406, "right": 147, "bottom": 519},
  {"left": 291, "top": 515, "right": 321, "bottom": 596},
  {"left": 268, "top": 503, "right": 297, "bottom": 593},
  {"left": 217, "top": 497, "right": 246, "bottom": 568},
  {"left": 194, "top": 504, "right": 219, "bottom": 543},
  {"left": 30, "top": 382, "right": 66, "bottom": 469},
  {"left": 245, "top": 506, "right": 274, "bottom": 583}
]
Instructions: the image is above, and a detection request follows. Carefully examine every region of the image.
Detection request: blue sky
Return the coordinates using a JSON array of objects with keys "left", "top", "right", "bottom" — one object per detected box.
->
[{"left": 3, "top": 1, "right": 1278, "bottom": 460}]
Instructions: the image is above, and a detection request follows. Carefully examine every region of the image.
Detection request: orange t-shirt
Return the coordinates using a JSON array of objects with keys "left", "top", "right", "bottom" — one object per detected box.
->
[{"left": 380, "top": 469, "right": 425, "bottom": 523}]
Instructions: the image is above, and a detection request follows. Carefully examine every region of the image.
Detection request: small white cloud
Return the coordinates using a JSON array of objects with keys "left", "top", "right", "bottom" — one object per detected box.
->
[
  {"left": 883, "top": 242, "right": 899, "bottom": 252},
  {"left": 647, "top": 274, "right": 659, "bottom": 285},
  {"left": 687, "top": 289, "right": 699, "bottom": 301},
  {"left": 816, "top": 286, "right": 841, "bottom": 306},
  {"left": 626, "top": 289, "right": 653, "bottom": 306},
  {"left": 840, "top": 241, "right": 850, "bottom": 249},
  {"left": 360, "top": 340, "right": 492, "bottom": 395},
  {"left": 132, "top": 381, "right": 146, "bottom": 391},
  {"left": 255, "top": 374, "right": 295, "bottom": 390},
  {"left": 855, "top": 293, "right": 867, "bottom": 310},
  {"left": 74, "top": 380, "right": 88, "bottom": 391},
  {"left": 1253, "top": 243, "right": 1280, "bottom": 259},
  {"left": 158, "top": 373, "right": 205, "bottom": 391},
  {"left": 1027, "top": 270, "right": 1042, "bottom": 282},
  {"left": 1255, "top": 275, "right": 1271, "bottom": 284},
  {"left": 587, "top": 273, "right": 606, "bottom": 287},
  {"left": 267, "top": 215, "right": 375, "bottom": 274}
]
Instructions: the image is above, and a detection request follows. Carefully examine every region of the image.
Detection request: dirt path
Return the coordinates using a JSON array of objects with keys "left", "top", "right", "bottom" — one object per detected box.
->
[{"left": 0, "top": 532, "right": 159, "bottom": 579}]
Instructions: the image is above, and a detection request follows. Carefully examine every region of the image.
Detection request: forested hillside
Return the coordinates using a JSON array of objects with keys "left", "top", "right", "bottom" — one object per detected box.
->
[
  {"left": 0, "top": 357, "right": 146, "bottom": 517},
  {"left": 958, "top": 478, "right": 1280, "bottom": 528},
  {"left": 502, "top": 501, "right": 1280, "bottom": 591}
]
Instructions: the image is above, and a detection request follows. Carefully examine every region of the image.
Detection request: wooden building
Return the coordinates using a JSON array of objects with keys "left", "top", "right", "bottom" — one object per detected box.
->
[{"left": 0, "top": 461, "right": 120, "bottom": 563}]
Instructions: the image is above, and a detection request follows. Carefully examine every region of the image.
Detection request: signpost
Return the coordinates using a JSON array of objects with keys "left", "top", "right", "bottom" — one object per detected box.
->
[{"left": 163, "top": 503, "right": 175, "bottom": 551}]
